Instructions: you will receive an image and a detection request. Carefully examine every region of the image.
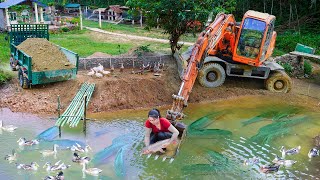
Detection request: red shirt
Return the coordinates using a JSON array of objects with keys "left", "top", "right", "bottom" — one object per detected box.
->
[{"left": 145, "top": 117, "right": 171, "bottom": 133}]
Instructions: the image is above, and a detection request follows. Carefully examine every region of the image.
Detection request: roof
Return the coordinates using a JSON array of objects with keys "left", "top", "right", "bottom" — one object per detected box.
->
[
  {"left": 0, "top": 0, "right": 46, "bottom": 9},
  {"left": 106, "top": 5, "right": 123, "bottom": 14},
  {"left": 65, "top": 3, "right": 80, "bottom": 8}
]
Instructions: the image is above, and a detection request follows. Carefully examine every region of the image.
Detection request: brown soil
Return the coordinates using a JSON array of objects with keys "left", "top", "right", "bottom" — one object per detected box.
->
[
  {"left": 17, "top": 38, "right": 74, "bottom": 71},
  {"left": 0, "top": 62, "right": 319, "bottom": 116}
]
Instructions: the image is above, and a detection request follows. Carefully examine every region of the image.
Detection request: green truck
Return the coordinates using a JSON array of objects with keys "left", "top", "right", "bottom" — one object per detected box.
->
[{"left": 9, "top": 24, "right": 79, "bottom": 88}]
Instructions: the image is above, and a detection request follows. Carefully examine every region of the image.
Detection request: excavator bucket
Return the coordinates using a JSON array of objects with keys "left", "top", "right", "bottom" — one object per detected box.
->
[{"left": 173, "top": 46, "right": 193, "bottom": 80}]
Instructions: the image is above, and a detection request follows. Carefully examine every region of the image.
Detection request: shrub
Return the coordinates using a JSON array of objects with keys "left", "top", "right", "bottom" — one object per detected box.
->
[
  {"left": 278, "top": 62, "right": 293, "bottom": 75},
  {"left": 70, "top": 17, "right": 80, "bottom": 25},
  {"left": 61, "top": 27, "right": 70, "bottom": 32},
  {"left": 304, "top": 60, "right": 313, "bottom": 75},
  {"left": 134, "top": 44, "right": 152, "bottom": 56},
  {"left": 0, "top": 69, "right": 12, "bottom": 84}
]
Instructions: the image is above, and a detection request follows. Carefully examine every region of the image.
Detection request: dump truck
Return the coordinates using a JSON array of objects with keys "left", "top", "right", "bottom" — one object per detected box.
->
[
  {"left": 9, "top": 24, "right": 79, "bottom": 88},
  {"left": 166, "top": 10, "right": 293, "bottom": 122}
]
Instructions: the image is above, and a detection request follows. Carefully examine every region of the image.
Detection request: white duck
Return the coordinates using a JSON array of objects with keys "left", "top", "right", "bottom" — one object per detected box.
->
[
  {"left": 82, "top": 163, "right": 102, "bottom": 176},
  {"left": 87, "top": 68, "right": 95, "bottom": 76},
  {"left": 43, "top": 161, "right": 70, "bottom": 171},
  {"left": 44, "top": 171, "right": 64, "bottom": 180},
  {"left": 308, "top": 148, "right": 320, "bottom": 158},
  {"left": 17, "top": 137, "right": 39, "bottom": 146},
  {"left": 93, "top": 63, "right": 104, "bottom": 72},
  {"left": 272, "top": 155, "right": 297, "bottom": 167},
  {"left": 280, "top": 145, "right": 301, "bottom": 158},
  {"left": 101, "top": 70, "right": 111, "bottom": 75},
  {"left": 4, "top": 149, "right": 17, "bottom": 162},
  {"left": 16, "top": 162, "right": 39, "bottom": 170},
  {"left": 40, "top": 144, "right": 59, "bottom": 157},
  {"left": 0, "top": 120, "right": 18, "bottom": 132},
  {"left": 95, "top": 72, "right": 103, "bottom": 78},
  {"left": 243, "top": 156, "right": 260, "bottom": 166},
  {"left": 72, "top": 152, "right": 91, "bottom": 164},
  {"left": 71, "top": 143, "right": 91, "bottom": 153}
]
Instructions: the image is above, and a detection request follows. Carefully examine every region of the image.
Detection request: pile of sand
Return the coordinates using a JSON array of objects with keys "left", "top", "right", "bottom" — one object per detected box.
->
[{"left": 17, "top": 38, "right": 75, "bottom": 71}]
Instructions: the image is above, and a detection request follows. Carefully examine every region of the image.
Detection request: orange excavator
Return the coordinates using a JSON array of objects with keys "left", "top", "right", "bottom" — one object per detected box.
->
[{"left": 166, "top": 10, "right": 292, "bottom": 122}]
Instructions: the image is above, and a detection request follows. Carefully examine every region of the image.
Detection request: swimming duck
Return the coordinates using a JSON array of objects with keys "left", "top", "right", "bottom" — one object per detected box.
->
[
  {"left": 308, "top": 147, "right": 320, "bottom": 158},
  {"left": 272, "top": 155, "right": 297, "bottom": 167},
  {"left": 44, "top": 171, "right": 64, "bottom": 180},
  {"left": 0, "top": 120, "right": 18, "bottom": 132},
  {"left": 280, "top": 145, "right": 301, "bottom": 158},
  {"left": 16, "top": 162, "right": 39, "bottom": 170},
  {"left": 4, "top": 149, "right": 17, "bottom": 162},
  {"left": 71, "top": 143, "right": 91, "bottom": 153},
  {"left": 17, "top": 137, "right": 39, "bottom": 146},
  {"left": 40, "top": 144, "right": 59, "bottom": 156},
  {"left": 82, "top": 163, "right": 102, "bottom": 176},
  {"left": 259, "top": 163, "right": 280, "bottom": 173},
  {"left": 243, "top": 157, "right": 260, "bottom": 166},
  {"left": 72, "top": 152, "right": 91, "bottom": 164},
  {"left": 43, "top": 162, "right": 70, "bottom": 171}
]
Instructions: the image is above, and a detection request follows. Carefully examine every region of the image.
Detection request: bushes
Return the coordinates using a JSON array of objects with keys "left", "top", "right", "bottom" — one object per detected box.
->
[
  {"left": 304, "top": 60, "right": 313, "bottom": 75},
  {"left": 49, "top": 26, "right": 80, "bottom": 34},
  {"left": 0, "top": 69, "right": 12, "bottom": 85},
  {"left": 278, "top": 62, "right": 293, "bottom": 75}
]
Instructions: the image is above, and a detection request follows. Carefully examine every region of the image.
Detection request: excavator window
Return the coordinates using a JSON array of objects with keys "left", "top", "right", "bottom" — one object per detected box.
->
[{"left": 237, "top": 18, "right": 266, "bottom": 59}]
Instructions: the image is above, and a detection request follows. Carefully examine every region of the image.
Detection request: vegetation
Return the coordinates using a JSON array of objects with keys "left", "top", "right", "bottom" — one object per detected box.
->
[
  {"left": 126, "top": 0, "right": 236, "bottom": 53},
  {"left": 304, "top": 60, "right": 313, "bottom": 75}
]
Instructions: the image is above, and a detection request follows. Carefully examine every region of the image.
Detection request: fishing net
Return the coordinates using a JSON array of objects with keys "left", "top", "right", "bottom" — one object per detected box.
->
[
  {"left": 36, "top": 126, "right": 59, "bottom": 141},
  {"left": 250, "top": 116, "right": 308, "bottom": 144},
  {"left": 114, "top": 145, "right": 128, "bottom": 177},
  {"left": 242, "top": 107, "right": 301, "bottom": 126},
  {"left": 187, "top": 112, "right": 232, "bottom": 138}
]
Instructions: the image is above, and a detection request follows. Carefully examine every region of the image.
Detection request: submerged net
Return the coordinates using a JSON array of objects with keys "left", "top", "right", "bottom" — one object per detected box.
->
[
  {"left": 188, "top": 112, "right": 232, "bottom": 138},
  {"left": 242, "top": 107, "right": 301, "bottom": 126},
  {"left": 114, "top": 145, "right": 128, "bottom": 177},
  {"left": 182, "top": 150, "right": 233, "bottom": 174},
  {"left": 92, "top": 143, "right": 124, "bottom": 165},
  {"left": 36, "top": 126, "right": 59, "bottom": 141},
  {"left": 250, "top": 116, "right": 308, "bottom": 144}
]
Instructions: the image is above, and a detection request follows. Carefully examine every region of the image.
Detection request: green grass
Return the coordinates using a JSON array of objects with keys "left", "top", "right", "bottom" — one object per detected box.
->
[
  {"left": 83, "top": 19, "right": 198, "bottom": 43},
  {"left": 50, "top": 30, "right": 134, "bottom": 57},
  {"left": 275, "top": 31, "right": 320, "bottom": 56},
  {"left": 0, "top": 33, "right": 10, "bottom": 64}
]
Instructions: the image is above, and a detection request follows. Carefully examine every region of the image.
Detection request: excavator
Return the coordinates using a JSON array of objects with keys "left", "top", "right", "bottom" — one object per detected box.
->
[
  {"left": 145, "top": 10, "right": 292, "bottom": 163},
  {"left": 166, "top": 10, "right": 292, "bottom": 122}
]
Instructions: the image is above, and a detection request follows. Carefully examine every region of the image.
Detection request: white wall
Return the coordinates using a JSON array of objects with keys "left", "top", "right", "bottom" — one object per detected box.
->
[{"left": 0, "top": 9, "right": 6, "bottom": 30}]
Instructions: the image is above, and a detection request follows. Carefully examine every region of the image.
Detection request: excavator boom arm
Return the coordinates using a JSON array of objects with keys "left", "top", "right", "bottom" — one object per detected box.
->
[{"left": 166, "top": 13, "right": 236, "bottom": 122}]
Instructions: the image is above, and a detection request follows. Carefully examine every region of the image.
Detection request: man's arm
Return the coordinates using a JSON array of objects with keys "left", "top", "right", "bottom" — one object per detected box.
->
[{"left": 144, "top": 127, "right": 152, "bottom": 147}]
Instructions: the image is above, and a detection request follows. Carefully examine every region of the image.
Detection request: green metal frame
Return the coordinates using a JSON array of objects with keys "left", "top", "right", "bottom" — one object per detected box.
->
[{"left": 10, "top": 24, "right": 49, "bottom": 45}]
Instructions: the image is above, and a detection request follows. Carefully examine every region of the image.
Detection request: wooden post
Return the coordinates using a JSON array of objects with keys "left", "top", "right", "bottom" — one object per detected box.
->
[
  {"left": 83, "top": 95, "right": 87, "bottom": 135},
  {"left": 57, "top": 95, "right": 61, "bottom": 138},
  {"left": 79, "top": 6, "right": 83, "bottom": 30},
  {"left": 99, "top": 9, "right": 102, "bottom": 28}
]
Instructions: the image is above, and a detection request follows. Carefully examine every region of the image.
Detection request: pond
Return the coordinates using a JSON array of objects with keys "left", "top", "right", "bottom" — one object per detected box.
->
[{"left": 0, "top": 95, "right": 319, "bottom": 179}]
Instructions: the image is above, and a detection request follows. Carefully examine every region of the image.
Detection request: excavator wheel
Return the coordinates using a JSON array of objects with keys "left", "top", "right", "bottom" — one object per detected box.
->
[
  {"left": 265, "top": 70, "right": 292, "bottom": 93},
  {"left": 198, "top": 63, "right": 226, "bottom": 88}
]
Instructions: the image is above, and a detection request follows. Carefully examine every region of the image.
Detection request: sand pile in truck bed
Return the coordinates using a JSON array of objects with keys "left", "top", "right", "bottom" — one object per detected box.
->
[{"left": 17, "top": 38, "right": 75, "bottom": 71}]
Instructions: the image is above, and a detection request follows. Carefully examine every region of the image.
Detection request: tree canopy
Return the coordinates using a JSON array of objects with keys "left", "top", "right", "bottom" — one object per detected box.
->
[{"left": 125, "top": 0, "right": 236, "bottom": 53}]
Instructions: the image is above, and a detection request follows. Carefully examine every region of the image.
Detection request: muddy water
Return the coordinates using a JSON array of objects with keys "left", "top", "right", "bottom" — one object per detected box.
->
[{"left": 0, "top": 95, "right": 320, "bottom": 179}]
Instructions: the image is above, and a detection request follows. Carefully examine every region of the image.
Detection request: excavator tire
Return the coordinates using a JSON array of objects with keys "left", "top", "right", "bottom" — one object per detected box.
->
[
  {"left": 198, "top": 63, "right": 226, "bottom": 88},
  {"left": 265, "top": 70, "right": 292, "bottom": 93}
]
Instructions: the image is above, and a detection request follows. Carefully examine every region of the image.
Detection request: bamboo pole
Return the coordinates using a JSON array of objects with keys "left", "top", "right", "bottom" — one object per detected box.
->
[{"left": 83, "top": 95, "right": 87, "bottom": 134}]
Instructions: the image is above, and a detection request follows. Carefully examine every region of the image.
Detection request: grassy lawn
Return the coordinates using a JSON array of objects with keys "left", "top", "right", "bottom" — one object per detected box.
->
[
  {"left": 83, "top": 19, "right": 198, "bottom": 43},
  {"left": 0, "top": 33, "right": 10, "bottom": 64}
]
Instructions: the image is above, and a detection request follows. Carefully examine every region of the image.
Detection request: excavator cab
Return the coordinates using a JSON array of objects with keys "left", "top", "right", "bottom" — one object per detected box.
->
[{"left": 233, "top": 10, "right": 276, "bottom": 66}]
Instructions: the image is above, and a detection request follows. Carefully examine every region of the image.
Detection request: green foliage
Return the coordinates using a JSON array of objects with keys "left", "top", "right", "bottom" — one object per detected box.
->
[
  {"left": 61, "top": 27, "right": 70, "bottom": 32},
  {"left": 70, "top": 17, "right": 80, "bottom": 24},
  {"left": 134, "top": 44, "right": 152, "bottom": 56},
  {"left": 0, "top": 33, "right": 10, "bottom": 64},
  {"left": 126, "top": 0, "right": 236, "bottom": 53},
  {"left": 0, "top": 69, "right": 12, "bottom": 85},
  {"left": 278, "top": 62, "right": 293, "bottom": 75},
  {"left": 10, "top": 5, "right": 30, "bottom": 13},
  {"left": 304, "top": 60, "right": 313, "bottom": 75}
]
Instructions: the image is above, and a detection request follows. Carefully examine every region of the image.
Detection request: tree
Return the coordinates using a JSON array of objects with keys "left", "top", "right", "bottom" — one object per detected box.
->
[{"left": 126, "top": 0, "right": 236, "bottom": 54}]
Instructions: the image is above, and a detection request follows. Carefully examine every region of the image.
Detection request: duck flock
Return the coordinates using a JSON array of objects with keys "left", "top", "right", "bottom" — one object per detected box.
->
[
  {"left": 241, "top": 139, "right": 320, "bottom": 175},
  {"left": 1, "top": 120, "right": 103, "bottom": 179}
]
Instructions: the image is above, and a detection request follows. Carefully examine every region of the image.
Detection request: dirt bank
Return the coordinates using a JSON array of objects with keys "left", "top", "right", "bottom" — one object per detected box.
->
[{"left": 0, "top": 63, "right": 319, "bottom": 116}]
